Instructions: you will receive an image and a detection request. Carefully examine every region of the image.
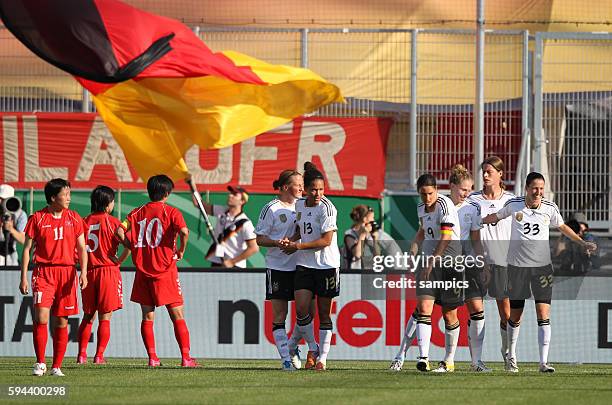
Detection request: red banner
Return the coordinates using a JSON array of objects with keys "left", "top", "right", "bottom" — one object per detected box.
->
[{"left": 0, "top": 113, "right": 391, "bottom": 198}]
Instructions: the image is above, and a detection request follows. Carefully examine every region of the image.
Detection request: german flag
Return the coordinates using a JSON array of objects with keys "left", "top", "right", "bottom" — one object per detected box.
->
[{"left": 0, "top": 0, "right": 343, "bottom": 181}]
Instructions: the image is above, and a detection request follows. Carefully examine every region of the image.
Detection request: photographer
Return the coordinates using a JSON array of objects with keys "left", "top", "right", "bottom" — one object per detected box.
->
[
  {"left": 0, "top": 184, "right": 27, "bottom": 266},
  {"left": 343, "top": 205, "right": 379, "bottom": 269}
]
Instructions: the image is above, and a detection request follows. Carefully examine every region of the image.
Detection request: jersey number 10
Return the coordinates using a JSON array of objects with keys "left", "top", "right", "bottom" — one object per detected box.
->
[{"left": 135, "top": 218, "right": 164, "bottom": 248}]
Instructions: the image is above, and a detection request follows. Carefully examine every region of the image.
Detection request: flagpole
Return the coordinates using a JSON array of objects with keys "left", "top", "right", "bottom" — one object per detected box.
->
[{"left": 185, "top": 176, "right": 217, "bottom": 242}]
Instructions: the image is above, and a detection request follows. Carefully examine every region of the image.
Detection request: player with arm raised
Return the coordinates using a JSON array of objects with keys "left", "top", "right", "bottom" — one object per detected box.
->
[
  {"left": 468, "top": 156, "right": 515, "bottom": 366},
  {"left": 281, "top": 162, "right": 340, "bottom": 371},
  {"left": 19, "top": 178, "right": 88, "bottom": 377},
  {"left": 482, "top": 172, "right": 596, "bottom": 373},
  {"left": 77, "top": 186, "right": 130, "bottom": 365},
  {"left": 116, "top": 175, "right": 197, "bottom": 367}
]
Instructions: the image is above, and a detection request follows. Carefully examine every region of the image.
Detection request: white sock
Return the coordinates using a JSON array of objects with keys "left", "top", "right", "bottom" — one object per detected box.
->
[
  {"left": 416, "top": 315, "right": 432, "bottom": 359},
  {"left": 272, "top": 325, "right": 290, "bottom": 362},
  {"left": 507, "top": 319, "right": 521, "bottom": 360},
  {"left": 287, "top": 325, "right": 302, "bottom": 352},
  {"left": 444, "top": 322, "right": 460, "bottom": 364},
  {"left": 296, "top": 315, "right": 318, "bottom": 352},
  {"left": 500, "top": 321, "right": 508, "bottom": 355},
  {"left": 318, "top": 327, "right": 333, "bottom": 363},
  {"left": 395, "top": 311, "right": 417, "bottom": 360},
  {"left": 538, "top": 319, "right": 551, "bottom": 365},
  {"left": 468, "top": 312, "right": 485, "bottom": 365}
]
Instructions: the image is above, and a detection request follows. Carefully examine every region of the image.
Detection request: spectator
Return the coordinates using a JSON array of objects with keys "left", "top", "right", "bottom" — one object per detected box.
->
[
  {"left": 343, "top": 205, "right": 378, "bottom": 269},
  {"left": 0, "top": 184, "right": 27, "bottom": 266},
  {"left": 201, "top": 186, "right": 258, "bottom": 268},
  {"left": 554, "top": 212, "right": 600, "bottom": 274}
]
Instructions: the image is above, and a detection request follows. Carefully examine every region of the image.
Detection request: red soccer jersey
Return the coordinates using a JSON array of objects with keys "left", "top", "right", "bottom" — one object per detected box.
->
[
  {"left": 84, "top": 212, "right": 122, "bottom": 269},
  {"left": 24, "top": 207, "right": 84, "bottom": 266},
  {"left": 124, "top": 201, "right": 187, "bottom": 278}
]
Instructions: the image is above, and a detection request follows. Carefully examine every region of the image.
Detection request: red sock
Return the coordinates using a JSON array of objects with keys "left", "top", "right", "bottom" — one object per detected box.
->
[
  {"left": 95, "top": 320, "right": 111, "bottom": 357},
  {"left": 33, "top": 322, "right": 48, "bottom": 364},
  {"left": 77, "top": 320, "right": 93, "bottom": 356},
  {"left": 52, "top": 327, "right": 68, "bottom": 369},
  {"left": 172, "top": 319, "right": 191, "bottom": 359},
  {"left": 140, "top": 320, "right": 158, "bottom": 360}
]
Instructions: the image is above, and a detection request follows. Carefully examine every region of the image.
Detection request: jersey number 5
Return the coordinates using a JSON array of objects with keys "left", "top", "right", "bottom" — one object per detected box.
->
[
  {"left": 135, "top": 218, "right": 164, "bottom": 248},
  {"left": 87, "top": 223, "right": 100, "bottom": 252}
]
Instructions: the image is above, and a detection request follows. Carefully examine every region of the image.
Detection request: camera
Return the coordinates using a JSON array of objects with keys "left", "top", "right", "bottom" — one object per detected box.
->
[
  {"left": 1, "top": 196, "right": 21, "bottom": 222},
  {"left": 370, "top": 220, "right": 380, "bottom": 233}
]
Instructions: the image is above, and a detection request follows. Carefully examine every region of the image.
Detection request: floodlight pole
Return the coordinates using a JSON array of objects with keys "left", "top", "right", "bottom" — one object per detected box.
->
[{"left": 474, "top": 0, "right": 485, "bottom": 190}]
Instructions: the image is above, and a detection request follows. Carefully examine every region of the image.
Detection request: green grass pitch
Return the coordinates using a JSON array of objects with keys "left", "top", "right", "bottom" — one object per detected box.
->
[{"left": 1, "top": 358, "right": 611, "bottom": 404}]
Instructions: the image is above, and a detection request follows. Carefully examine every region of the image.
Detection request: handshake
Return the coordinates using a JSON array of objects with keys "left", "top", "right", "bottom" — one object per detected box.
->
[{"left": 277, "top": 238, "right": 299, "bottom": 255}]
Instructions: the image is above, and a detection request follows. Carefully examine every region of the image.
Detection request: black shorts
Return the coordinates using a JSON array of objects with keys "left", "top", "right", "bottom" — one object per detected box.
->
[
  {"left": 417, "top": 267, "right": 464, "bottom": 307},
  {"left": 294, "top": 266, "right": 340, "bottom": 298},
  {"left": 486, "top": 264, "right": 509, "bottom": 299},
  {"left": 266, "top": 269, "right": 295, "bottom": 301},
  {"left": 464, "top": 266, "right": 485, "bottom": 301},
  {"left": 507, "top": 264, "right": 553, "bottom": 301}
]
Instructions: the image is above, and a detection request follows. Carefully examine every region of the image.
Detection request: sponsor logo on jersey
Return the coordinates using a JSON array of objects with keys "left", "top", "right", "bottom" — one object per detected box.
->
[
  {"left": 489, "top": 204, "right": 496, "bottom": 208},
  {"left": 279, "top": 214, "right": 287, "bottom": 223},
  {"left": 42, "top": 225, "right": 51, "bottom": 228},
  {"left": 64, "top": 305, "right": 74, "bottom": 310},
  {"left": 307, "top": 212, "right": 312, "bottom": 216},
  {"left": 515, "top": 212, "right": 523, "bottom": 221}
]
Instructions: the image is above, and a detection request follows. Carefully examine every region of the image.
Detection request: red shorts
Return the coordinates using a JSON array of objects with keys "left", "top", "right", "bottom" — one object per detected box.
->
[
  {"left": 130, "top": 267, "right": 184, "bottom": 307},
  {"left": 81, "top": 266, "right": 123, "bottom": 314},
  {"left": 32, "top": 265, "right": 79, "bottom": 317}
]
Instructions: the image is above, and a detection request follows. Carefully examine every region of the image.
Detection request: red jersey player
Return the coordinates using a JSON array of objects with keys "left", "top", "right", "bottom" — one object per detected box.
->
[
  {"left": 77, "top": 186, "right": 130, "bottom": 365},
  {"left": 116, "top": 174, "right": 197, "bottom": 367},
  {"left": 19, "top": 178, "right": 88, "bottom": 377}
]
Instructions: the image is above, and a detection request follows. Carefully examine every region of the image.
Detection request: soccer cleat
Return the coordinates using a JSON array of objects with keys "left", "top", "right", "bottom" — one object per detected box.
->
[
  {"left": 50, "top": 368, "right": 65, "bottom": 377},
  {"left": 305, "top": 349, "right": 319, "bottom": 370},
  {"left": 470, "top": 360, "right": 492, "bottom": 373},
  {"left": 181, "top": 357, "right": 199, "bottom": 368},
  {"left": 148, "top": 358, "right": 162, "bottom": 367},
  {"left": 289, "top": 346, "right": 302, "bottom": 370},
  {"left": 314, "top": 361, "right": 326, "bottom": 371},
  {"left": 389, "top": 358, "right": 404, "bottom": 372},
  {"left": 93, "top": 356, "right": 107, "bottom": 365},
  {"left": 432, "top": 361, "right": 455, "bottom": 373},
  {"left": 505, "top": 357, "right": 519, "bottom": 373},
  {"left": 539, "top": 363, "right": 555, "bottom": 373},
  {"left": 76, "top": 354, "right": 87, "bottom": 364},
  {"left": 32, "top": 363, "right": 47, "bottom": 376},
  {"left": 416, "top": 357, "right": 430, "bottom": 372},
  {"left": 282, "top": 360, "right": 297, "bottom": 371}
]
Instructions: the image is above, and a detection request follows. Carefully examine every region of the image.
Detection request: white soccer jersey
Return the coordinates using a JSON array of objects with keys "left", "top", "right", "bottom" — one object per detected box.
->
[
  {"left": 209, "top": 205, "right": 257, "bottom": 268},
  {"left": 456, "top": 199, "right": 482, "bottom": 256},
  {"left": 295, "top": 197, "right": 340, "bottom": 269},
  {"left": 495, "top": 197, "right": 564, "bottom": 267},
  {"left": 255, "top": 199, "right": 298, "bottom": 271},
  {"left": 468, "top": 190, "right": 515, "bottom": 266},
  {"left": 417, "top": 194, "right": 461, "bottom": 257}
]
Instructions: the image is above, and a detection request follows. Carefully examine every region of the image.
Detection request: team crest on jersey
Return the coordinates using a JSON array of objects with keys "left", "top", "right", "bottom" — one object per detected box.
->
[
  {"left": 279, "top": 214, "right": 287, "bottom": 223},
  {"left": 464, "top": 213, "right": 471, "bottom": 221},
  {"left": 515, "top": 212, "right": 523, "bottom": 222},
  {"left": 543, "top": 217, "right": 550, "bottom": 225},
  {"left": 297, "top": 212, "right": 302, "bottom": 220}
]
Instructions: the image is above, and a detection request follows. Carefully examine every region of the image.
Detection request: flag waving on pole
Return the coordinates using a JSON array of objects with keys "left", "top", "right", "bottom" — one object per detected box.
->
[{"left": 0, "top": 0, "right": 343, "bottom": 181}]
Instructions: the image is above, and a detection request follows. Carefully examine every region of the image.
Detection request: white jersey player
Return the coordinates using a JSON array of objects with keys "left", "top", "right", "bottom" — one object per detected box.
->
[
  {"left": 280, "top": 162, "right": 340, "bottom": 371},
  {"left": 468, "top": 156, "right": 515, "bottom": 366},
  {"left": 255, "top": 169, "right": 304, "bottom": 371},
  {"left": 483, "top": 172, "right": 597, "bottom": 373}
]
